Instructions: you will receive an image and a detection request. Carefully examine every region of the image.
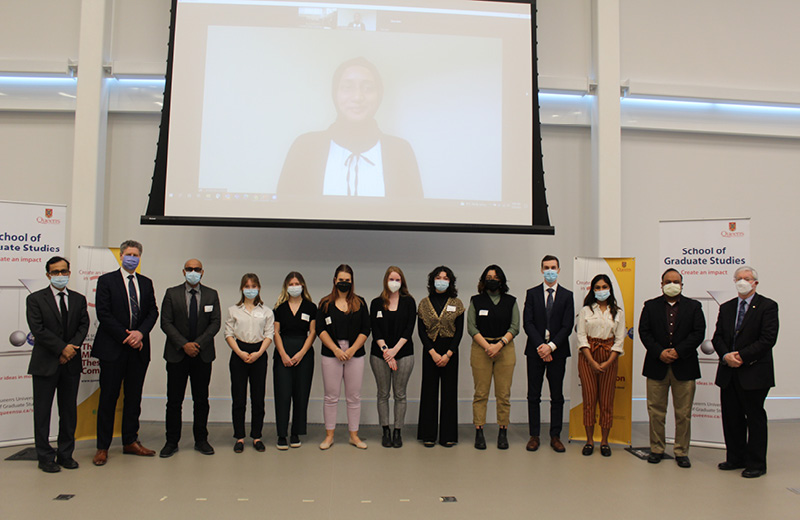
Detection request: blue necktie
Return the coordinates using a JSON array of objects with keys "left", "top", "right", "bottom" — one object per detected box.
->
[
  {"left": 733, "top": 299, "right": 747, "bottom": 348},
  {"left": 128, "top": 275, "right": 140, "bottom": 329}
]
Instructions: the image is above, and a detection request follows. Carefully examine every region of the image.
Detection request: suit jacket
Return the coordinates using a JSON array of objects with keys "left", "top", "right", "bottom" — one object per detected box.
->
[
  {"left": 523, "top": 283, "right": 574, "bottom": 359},
  {"left": 638, "top": 294, "right": 705, "bottom": 381},
  {"left": 91, "top": 269, "right": 159, "bottom": 363},
  {"left": 712, "top": 293, "right": 779, "bottom": 390},
  {"left": 26, "top": 287, "right": 90, "bottom": 377},
  {"left": 160, "top": 283, "right": 221, "bottom": 364}
]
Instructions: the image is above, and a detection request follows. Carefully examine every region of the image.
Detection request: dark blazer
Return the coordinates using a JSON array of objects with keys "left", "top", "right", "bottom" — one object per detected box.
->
[
  {"left": 639, "top": 294, "right": 705, "bottom": 381},
  {"left": 26, "top": 287, "right": 90, "bottom": 377},
  {"left": 92, "top": 270, "right": 159, "bottom": 362},
  {"left": 160, "top": 283, "right": 221, "bottom": 364},
  {"left": 712, "top": 293, "right": 779, "bottom": 390},
  {"left": 523, "top": 283, "right": 574, "bottom": 359}
]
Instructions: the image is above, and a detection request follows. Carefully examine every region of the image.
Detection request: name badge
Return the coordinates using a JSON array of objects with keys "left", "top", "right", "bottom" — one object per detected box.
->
[
  {"left": 446, "top": 305, "right": 456, "bottom": 312},
  {"left": 377, "top": 311, "right": 383, "bottom": 318},
  {"left": 478, "top": 309, "right": 489, "bottom": 316},
  {"left": 325, "top": 316, "right": 332, "bottom": 325},
  {"left": 204, "top": 305, "right": 213, "bottom": 312},
  {"left": 301, "top": 313, "right": 310, "bottom": 322}
]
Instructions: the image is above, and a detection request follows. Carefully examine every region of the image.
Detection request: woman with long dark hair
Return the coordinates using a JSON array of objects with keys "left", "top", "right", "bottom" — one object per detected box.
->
[
  {"left": 576, "top": 274, "right": 626, "bottom": 457},
  {"left": 316, "top": 264, "right": 371, "bottom": 450}
]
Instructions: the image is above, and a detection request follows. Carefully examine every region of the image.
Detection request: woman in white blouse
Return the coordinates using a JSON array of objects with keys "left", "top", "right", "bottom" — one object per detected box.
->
[
  {"left": 576, "top": 274, "right": 625, "bottom": 457},
  {"left": 224, "top": 273, "right": 274, "bottom": 453}
]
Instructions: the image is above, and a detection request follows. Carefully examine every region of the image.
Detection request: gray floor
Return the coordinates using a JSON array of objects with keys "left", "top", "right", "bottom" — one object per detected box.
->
[{"left": 2, "top": 421, "right": 799, "bottom": 520}]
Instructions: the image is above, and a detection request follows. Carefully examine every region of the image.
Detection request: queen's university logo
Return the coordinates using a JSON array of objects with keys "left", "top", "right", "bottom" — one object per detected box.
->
[
  {"left": 729, "top": 222, "right": 736, "bottom": 232},
  {"left": 45, "top": 208, "right": 53, "bottom": 218}
]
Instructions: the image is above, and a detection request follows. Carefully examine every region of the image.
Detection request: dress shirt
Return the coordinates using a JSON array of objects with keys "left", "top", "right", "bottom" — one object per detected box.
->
[
  {"left": 322, "top": 140, "right": 384, "bottom": 196},
  {"left": 576, "top": 303, "right": 626, "bottom": 354},
  {"left": 543, "top": 282, "right": 558, "bottom": 348},
  {"left": 120, "top": 268, "right": 140, "bottom": 322},
  {"left": 224, "top": 303, "right": 274, "bottom": 343},
  {"left": 49, "top": 285, "right": 69, "bottom": 311},
  {"left": 184, "top": 282, "right": 201, "bottom": 317}
]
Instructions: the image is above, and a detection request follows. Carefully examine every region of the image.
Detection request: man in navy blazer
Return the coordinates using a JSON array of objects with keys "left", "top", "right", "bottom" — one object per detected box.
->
[
  {"left": 523, "top": 255, "right": 574, "bottom": 452},
  {"left": 91, "top": 240, "right": 159, "bottom": 466},
  {"left": 712, "top": 266, "right": 778, "bottom": 478},
  {"left": 26, "top": 256, "right": 90, "bottom": 472}
]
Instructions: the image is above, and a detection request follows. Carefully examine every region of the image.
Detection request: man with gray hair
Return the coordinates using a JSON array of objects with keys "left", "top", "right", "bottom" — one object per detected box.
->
[{"left": 712, "top": 266, "right": 778, "bottom": 478}]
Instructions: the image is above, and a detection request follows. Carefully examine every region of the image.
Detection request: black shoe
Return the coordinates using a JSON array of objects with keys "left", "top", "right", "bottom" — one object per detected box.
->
[
  {"left": 194, "top": 440, "right": 214, "bottom": 455},
  {"left": 497, "top": 428, "right": 509, "bottom": 450},
  {"left": 647, "top": 451, "right": 663, "bottom": 464},
  {"left": 289, "top": 435, "right": 301, "bottom": 448},
  {"left": 253, "top": 440, "right": 266, "bottom": 452},
  {"left": 600, "top": 444, "right": 612, "bottom": 457},
  {"left": 718, "top": 461, "right": 745, "bottom": 471},
  {"left": 474, "top": 428, "right": 486, "bottom": 450},
  {"left": 582, "top": 443, "right": 594, "bottom": 456},
  {"left": 233, "top": 440, "right": 244, "bottom": 453},
  {"left": 441, "top": 441, "right": 456, "bottom": 448},
  {"left": 675, "top": 456, "right": 691, "bottom": 468},
  {"left": 392, "top": 429, "right": 403, "bottom": 448},
  {"left": 742, "top": 468, "right": 766, "bottom": 478},
  {"left": 56, "top": 457, "right": 79, "bottom": 470},
  {"left": 382, "top": 426, "right": 392, "bottom": 448},
  {"left": 38, "top": 460, "right": 61, "bottom": 473},
  {"left": 423, "top": 441, "right": 435, "bottom": 448},
  {"left": 160, "top": 443, "right": 179, "bottom": 458},
  {"left": 277, "top": 437, "right": 289, "bottom": 451}
]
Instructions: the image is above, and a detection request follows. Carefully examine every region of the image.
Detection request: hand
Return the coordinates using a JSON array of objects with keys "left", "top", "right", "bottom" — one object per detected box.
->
[
  {"left": 59, "top": 354, "right": 69, "bottom": 364},
  {"left": 486, "top": 342, "right": 502, "bottom": 359},
  {"left": 237, "top": 350, "right": 251, "bottom": 363},
  {"left": 537, "top": 343, "right": 553, "bottom": 360},
  {"left": 542, "top": 353, "right": 553, "bottom": 363},
  {"left": 724, "top": 352, "right": 743, "bottom": 368},
  {"left": 387, "top": 358, "right": 398, "bottom": 371},
  {"left": 183, "top": 342, "right": 200, "bottom": 357},
  {"left": 247, "top": 350, "right": 263, "bottom": 364},
  {"left": 124, "top": 329, "right": 144, "bottom": 350},
  {"left": 334, "top": 348, "right": 349, "bottom": 362},
  {"left": 430, "top": 350, "right": 442, "bottom": 365},
  {"left": 436, "top": 353, "right": 451, "bottom": 367},
  {"left": 591, "top": 359, "right": 603, "bottom": 374},
  {"left": 659, "top": 349, "right": 675, "bottom": 364},
  {"left": 280, "top": 351, "right": 294, "bottom": 367},
  {"left": 61, "top": 344, "right": 78, "bottom": 361},
  {"left": 290, "top": 351, "right": 305, "bottom": 365},
  {"left": 383, "top": 347, "right": 396, "bottom": 362}
]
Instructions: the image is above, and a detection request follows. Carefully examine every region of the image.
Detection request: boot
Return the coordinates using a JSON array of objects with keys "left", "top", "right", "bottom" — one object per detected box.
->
[
  {"left": 381, "top": 426, "right": 392, "bottom": 448},
  {"left": 475, "top": 428, "right": 486, "bottom": 450},
  {"left": 392, "top": 428, "right": 403, "bottom": 448}
]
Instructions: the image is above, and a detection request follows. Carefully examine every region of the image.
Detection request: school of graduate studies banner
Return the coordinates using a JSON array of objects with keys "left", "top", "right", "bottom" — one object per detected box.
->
[
  {"left": 660, "top": 218, "right": 750, "bottom": 447},
  {"left": 74, "top": 246, "right": 129, "bottom": 441},
  {"left": 569, "top": 257, "right": 635, "bottom": 446},
  {"left": 0, "top": 201, "right": 66, "bottom": 446}
]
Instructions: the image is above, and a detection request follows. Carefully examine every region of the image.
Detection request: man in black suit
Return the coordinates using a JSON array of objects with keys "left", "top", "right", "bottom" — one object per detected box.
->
[
  {"left": 159, "top": 258, "right": 221, "bottom": 458},
  {"left": 523, "top": 255, "right": 574, "bottom": 452},
  {"left": 26, "top": 256, "right": 90, "bottom": 473},
  {"left": 713, "top": 266, "right": 778, "bottom": 478},
  {"left": 638, "top": 268, "right": 705, "bottom": 468},
  {"left": 91, "top": 240, "right": 159, "bottom": 466}
]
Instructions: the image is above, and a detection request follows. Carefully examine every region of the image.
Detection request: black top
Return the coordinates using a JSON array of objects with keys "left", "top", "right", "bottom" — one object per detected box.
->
[
  {"left": 418, "top": 292, "right": 464, "bottom": 355},
  {"left": 274, "top": 299, "right": 317, "bottom": 338},
  {"left": 316, "top": 297, "right": 370, "bottom": 357},
  {"left": 471, "top": 293, "right": 517, "bottom": 338},
  {"left": 369, "top": 295, "right": 416, "bottom": 358}
]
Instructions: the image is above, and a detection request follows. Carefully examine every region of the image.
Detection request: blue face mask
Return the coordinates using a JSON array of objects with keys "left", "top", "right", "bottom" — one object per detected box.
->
[
  {"left": 243, "top": 288, "right": 259, "bottom": 300},
  {"left": 434, "top": 279, "right": 450, "bottom": 292},
  {"left": 50, "top": 275, "right": 69, "bottom": 290},
  {"left": 185, "top": 271, "right": 202, "bottom": 286},
  {"left": 543, "top": 269, "right": 558, "bottom": 283},
  {"left": 594, "top": 289, "right": 610, "bottom": 302},
  {"left": 122, "top": 255, "right": 140, "bottom": 271}
]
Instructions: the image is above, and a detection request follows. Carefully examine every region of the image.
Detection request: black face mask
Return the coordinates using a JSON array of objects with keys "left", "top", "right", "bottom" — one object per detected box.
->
[
  {"left": 484, "top": 279, "right": 500, "bottom": 292},
  {"left": 336, "top": 281, "right": 352, "bottom": 293}
]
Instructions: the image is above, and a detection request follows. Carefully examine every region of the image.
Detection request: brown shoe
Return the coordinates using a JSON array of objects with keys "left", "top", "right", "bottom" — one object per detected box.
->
[
  {"left": 550, "top": 436, "right": 566, "bottom": 453},
  {"left": 123, "top": 440, "right": 156, "bottom": 457},
  {"left": 526, "top": 436, "right": 540, "bottom": 451},
  {"left": 93, "top": 449, "right": 108, "bottom": 466}
]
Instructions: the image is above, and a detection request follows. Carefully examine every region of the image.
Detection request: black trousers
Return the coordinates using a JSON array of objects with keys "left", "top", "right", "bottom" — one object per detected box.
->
[
  {"left": 526, "top": 355, "right": 567, "bottom": 437},
  {"left": 417, "top": 351, "right": 458, "bottom": 444},
  {"left": 32, "top": 365, "right": 80, "bottom": 463},
  {"left": 230, "top": 341, "right": 267, "bottom": 439},
  {"left": 720, "top": 375, "right": 770, "bottom": 471},
  {"left": 273, "top": 336, "right": 314, "bottom": 438},
  {"left": 97, "top": 348, "right": 149, "bottom": 449},
  {"left": 165, "top": 356, "right": 212, "bottom": 444}
]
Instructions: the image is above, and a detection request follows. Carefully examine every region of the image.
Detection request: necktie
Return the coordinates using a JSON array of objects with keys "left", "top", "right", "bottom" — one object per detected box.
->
[
  {"left": 59, "top": 292, "right": 69, "bottom": 341},
  {"left": 733, "top": 299, "right": 747, "bottom": 348},
  {"left": 546, "top": 288, "right": 554, "bottom": 330},
  {"left": 128, "top": 275, "right": 140, "bottom": 329},
  {"left": 188, "top": 289, "right": 198, "bottom": 341}
]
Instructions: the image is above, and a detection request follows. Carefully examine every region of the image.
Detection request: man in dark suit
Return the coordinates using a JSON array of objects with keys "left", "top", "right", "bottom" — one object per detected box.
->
[
  {"left": 159, "top": 258, "right": 221, "bottom": 458},
  {"left": 523, "top": 255, "right": 574, "bottom": 452},
  {"left": 26, "top": 256, "right": 90, "bottom": 473},
  {"left": 91, "top": 240, "right": 159, "bottom": 466},
  {"left": 638, "top": 268, "right": 705, "bottom": 468},
  {"left": 713, "top": 266, "right": 778, "bottom": 478}
]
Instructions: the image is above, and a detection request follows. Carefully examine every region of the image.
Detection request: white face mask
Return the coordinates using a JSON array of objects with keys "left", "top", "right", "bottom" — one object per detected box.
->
[
  {"left": 662, "top": 282, "right": 681, "bottom": 298},
  {"left": 387, "top": 280, "right": 402, "bottom": 293},
  {"left": 287, "top": 285, "right": 303, "bottom": 298},
  {"left": 735, "top": 279, "right": 754, "bottom": 296}
]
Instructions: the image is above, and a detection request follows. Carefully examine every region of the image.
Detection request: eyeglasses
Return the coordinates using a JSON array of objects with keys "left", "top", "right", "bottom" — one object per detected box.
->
[
  {"left": 184, "top": 267, "right": 203, "bottom": 272},
  {"left": 49, "top": 270, "right": 70, "bottom": 276}
]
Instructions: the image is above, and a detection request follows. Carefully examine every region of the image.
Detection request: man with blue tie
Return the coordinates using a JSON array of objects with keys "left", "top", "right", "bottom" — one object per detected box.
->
[
  {"left": 92, "top": 240, "right": 159, "bottom": 466},
  {"left": 522, "top": 255, "right": 574, "bottom": 452},
  {"left": 712, "top": 266, "right": 779, "bottom": 478}
]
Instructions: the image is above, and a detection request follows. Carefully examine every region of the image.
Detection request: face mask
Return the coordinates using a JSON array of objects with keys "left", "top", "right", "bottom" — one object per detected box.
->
[
  {"left": 662, "top": 282, "right": 681, "bottom": 298},
  {"left": 336, "top": 281, "right": 352, "bottom": 293},
  {"left": 287, "top": 285, "right": 303, "bottom": 298},
  {"left": 594, "top": 289, "right": 610, "bottom": 302},
  {"left": 484, "top": 279, "right": 500, "bottom": 292},
  {"left": 434, "top": 279, "right": 450, "bottom": 292},
  {"left": 735, "top": 279, "right": 753, "bottom": 296},
  {"left": 185, "top": 271, "right": 202, "bottom": 285},
  {"left": 122, "top": 255, "right": 140, "bottom": 271},
  {"left": 543, "top": 269, "right": 558, "bottom": 283},
  {"left": 387, "top": 280, "right": 402, "bottom": 293},
  {"left": 243, "top": 288, "right": 259, "bottom": 300},
  {"left": 50, "top": 276, "right": 69, "bottom": 290}
]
